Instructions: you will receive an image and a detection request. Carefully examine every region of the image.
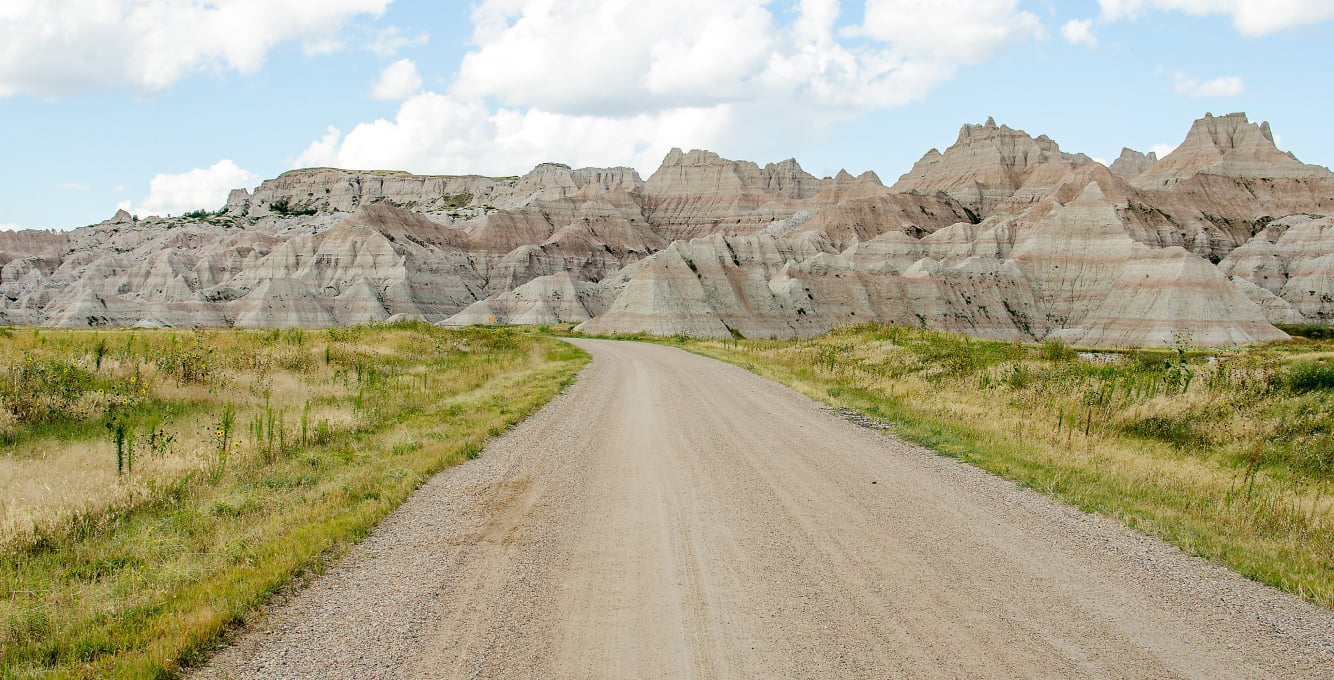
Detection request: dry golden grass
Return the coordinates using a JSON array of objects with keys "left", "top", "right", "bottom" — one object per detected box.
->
[
  {"left": 636, "top": 324, "right": 1334, "bottom": 607},
  {"left": 0, "top": 323, "right": 588, "bottom": 678}
]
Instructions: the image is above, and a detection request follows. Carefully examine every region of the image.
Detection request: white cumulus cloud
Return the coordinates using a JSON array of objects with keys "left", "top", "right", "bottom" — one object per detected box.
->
[
  {"left": 857, "top": 0, "right": 1044, "bottom": 64},
  {"left": 0, "top": 223, "right": 22, "bottom": 232},
  {"left": 301, "top": 0, "right": 1048, "bottom": 176},
  {"left": 454, "top": 0, "right": 1044, "bottom": 114},
  {"left": 1099, "top": 0, "right": 1334, "bottom": 36},
  {"left": 1060, "top": 19, "right": 1099, "bottom": 46},
  {"left": 370, "top": 59, "right": 422, "bottom": 101},
  {"left": 0, "top": 0, "right": 392, "bottom": 98},
  {"left": 454, "top": 0, "right": 778, "bottom": 115},
  {"left": 295, "top": 94, "right": 735, "bottom": 176},
  {"left": 123, "top": 160, "right": 261, "bottom": 218},
  {"left": 1170, "top": 71, "right": 1246, "bottom": 97}
]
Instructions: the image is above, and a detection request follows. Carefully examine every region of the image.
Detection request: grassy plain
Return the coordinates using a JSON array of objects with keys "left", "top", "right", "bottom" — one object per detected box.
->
[
  {"left": 0, "top": 323, "right": 588, "bottom": 679},
  {"left": 617, "top": 325, "right": 1334, "bottom": 607}
]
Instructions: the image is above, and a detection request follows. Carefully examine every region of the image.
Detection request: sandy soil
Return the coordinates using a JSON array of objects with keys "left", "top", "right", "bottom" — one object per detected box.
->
[{"left": 197, "top": 339, "right": 1334, "bottom": 679}]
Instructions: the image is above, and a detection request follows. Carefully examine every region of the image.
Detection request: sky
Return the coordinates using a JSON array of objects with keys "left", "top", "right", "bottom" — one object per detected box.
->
[{"left": 2, "top": 0, "right": 1333, "bottom": 231}]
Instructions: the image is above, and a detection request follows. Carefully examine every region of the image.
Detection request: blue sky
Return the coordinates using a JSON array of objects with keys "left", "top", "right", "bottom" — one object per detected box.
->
[{"left": 2, "top": 0, "right": 1332, "bottom": 231}]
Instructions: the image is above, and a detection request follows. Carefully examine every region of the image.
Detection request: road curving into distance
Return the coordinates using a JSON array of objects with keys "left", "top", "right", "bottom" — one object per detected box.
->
[{"left": 198, "top": 338, "right": 1334, "bottom": 679}]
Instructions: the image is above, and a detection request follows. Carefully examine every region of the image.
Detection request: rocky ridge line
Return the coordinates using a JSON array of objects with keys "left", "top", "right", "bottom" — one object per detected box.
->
[{"left": 2, "top": 112, "right": 1330, "bottom": 347}]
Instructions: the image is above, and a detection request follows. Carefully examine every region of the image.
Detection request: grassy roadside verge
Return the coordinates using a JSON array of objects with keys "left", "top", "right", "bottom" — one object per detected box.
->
[
  {"left": 595, "top": 325, "right": 1334, "bottom": 607},
  {"left": 1, "top": 325, "right": 588, "bottom": 679}
]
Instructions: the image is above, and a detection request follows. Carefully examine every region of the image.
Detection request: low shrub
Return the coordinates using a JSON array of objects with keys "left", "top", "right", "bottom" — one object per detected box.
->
[{"left": 1280, "top": 360, "right": 1334, "bottom": 393}]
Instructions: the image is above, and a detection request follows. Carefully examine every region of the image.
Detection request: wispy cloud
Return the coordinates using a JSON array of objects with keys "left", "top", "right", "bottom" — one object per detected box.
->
[
  {"left": 1169, "top": 71, "right": 1245, "bottom": 98},
  {"left": 1099, "top": 0, "right": 1334, "bottom": 37},
  {"left": 365, "top": 26, "right": 429, "bottom": 57}
]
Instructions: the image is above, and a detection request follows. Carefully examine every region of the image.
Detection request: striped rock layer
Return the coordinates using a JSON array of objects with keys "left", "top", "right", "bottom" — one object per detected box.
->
[{"left": 3, "top": 113, "right": 1331, "bottom": 347}]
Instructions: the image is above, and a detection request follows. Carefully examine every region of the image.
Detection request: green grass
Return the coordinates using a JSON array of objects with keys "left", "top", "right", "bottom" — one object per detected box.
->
[
  {"left": 0, "top": 324, "right": 588, "bottom": 679},
  {"left": 1278, "top": 324, "right": 1334, "bottom": 341},
  {"left": 586, "top": 324, "right": 1334, "bottom": 608}
]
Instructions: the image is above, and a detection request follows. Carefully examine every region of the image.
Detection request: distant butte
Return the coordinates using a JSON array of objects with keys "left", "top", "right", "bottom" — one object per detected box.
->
[{"left": 2, "top": 112, "right": 1331, "bottom": 347}]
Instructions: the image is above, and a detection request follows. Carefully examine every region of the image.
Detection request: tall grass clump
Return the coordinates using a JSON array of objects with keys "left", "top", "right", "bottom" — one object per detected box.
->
[{"left": 1280, "top": 359, "right": 1334, "bottom": 393}]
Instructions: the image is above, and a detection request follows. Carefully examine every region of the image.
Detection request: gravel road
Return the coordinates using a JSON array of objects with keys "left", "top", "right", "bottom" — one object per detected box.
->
[{"left": 197, "top": 338, "right": 1334, "bottom": 679}]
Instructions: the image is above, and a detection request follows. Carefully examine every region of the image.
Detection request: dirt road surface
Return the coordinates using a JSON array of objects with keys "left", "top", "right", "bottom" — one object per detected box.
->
[{"left": 198, "top": 339, "right": 1334, "bottom": 679}]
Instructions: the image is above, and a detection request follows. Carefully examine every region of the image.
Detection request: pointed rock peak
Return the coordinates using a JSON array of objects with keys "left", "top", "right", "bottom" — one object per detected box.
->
[
  {"left": 1109, "top": 147, "right": 1158, "bottom": 179},
  {"left": 1171, "top": 112, "right": 1288, "bottom": 159},
  {"left": 856, "top": 170, "right": 883, "bottom": 185},
  {"left": 834, "top": 169, "right": 856, "bottom": 182},
  {"left": 348, "top": 201, "right": 405, "bottom": 220},
  {"left": 767, "top": 158, "right": 804, "bottom": 172},
  {"left": 954, "top": 118, "right": 1035, "bottom": 146},
  {"left": 761, "top": 157, "right": 819, "bottom": 193},
  {"left": 111, "top": 208, "right": 134, "bottom": 223},
  {"left": 1070, "top": 181, "right": 1109, "bottom": 207},
  {"left": 659, "top": 148, "right": 727, "bottom": 167},
  {"left": 1136, "top": 111, "right": 1332, "bottom": 183},
  {"left": 894, "top": 117, "right": 1089, "bottom": 200}
]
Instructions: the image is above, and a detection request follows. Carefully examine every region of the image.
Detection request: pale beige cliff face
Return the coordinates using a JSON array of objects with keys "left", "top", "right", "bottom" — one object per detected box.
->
[
  {"left": 1109, "top": 148, "right": 1158, "bottom": 180},
  {"left": 574, "top": 175, "right": 1287, "bottom": 346},
  {"left": 1220, "top": 215, "right": 1334, "bottom": 324},
  {"left": 1128, "top": 113, "right": 1334, "bottom": 262},
  {"left": 2, "top": 113, "right": 1328, "bottom": 347},
  {"left": 1056, "top": 245, "right": 1284, "bottom": 347},
  {"left": 642, "top": 149, "right": 824, "bottom": 242}
]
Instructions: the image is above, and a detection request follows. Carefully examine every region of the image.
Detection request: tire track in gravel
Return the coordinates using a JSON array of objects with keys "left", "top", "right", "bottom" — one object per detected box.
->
[{"left": 197, "top": 338, "right": 1334, "bottom": 679}]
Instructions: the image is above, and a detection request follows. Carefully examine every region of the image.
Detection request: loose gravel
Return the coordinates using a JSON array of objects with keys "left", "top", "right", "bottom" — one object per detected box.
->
[{"left": 196, "top": 339, "right": 1334, "bottom": 679}]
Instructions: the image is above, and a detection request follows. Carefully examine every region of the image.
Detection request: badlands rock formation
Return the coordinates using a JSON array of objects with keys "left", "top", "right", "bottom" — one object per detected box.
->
[
  {"left": 1109, "top": 148, "right": 1158, "bottom": 180},
  {"left": 2, "top": 112, "right": 1330, "bottom": 346}
]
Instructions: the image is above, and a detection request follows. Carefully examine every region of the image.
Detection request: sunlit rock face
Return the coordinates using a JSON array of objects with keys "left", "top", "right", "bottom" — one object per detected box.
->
[
  {"left": 1108, "top": 148, "right": 1158, "bottom": 180},
  {"left": 3, "top": 113, "right": 1328, "bottom": 347}
]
